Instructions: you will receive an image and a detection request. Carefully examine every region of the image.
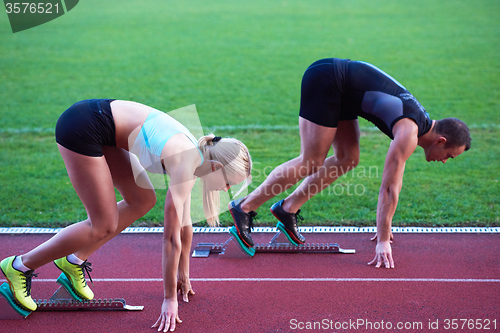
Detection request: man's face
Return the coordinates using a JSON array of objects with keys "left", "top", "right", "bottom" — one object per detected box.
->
[{"left": 425, "top": 143, "right": 466, "bottom": 163}]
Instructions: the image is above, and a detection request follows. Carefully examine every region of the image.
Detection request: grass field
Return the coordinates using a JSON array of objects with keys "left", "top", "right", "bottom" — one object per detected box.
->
[{"left": 0, "top": 0, "right": 498, "bottom": 227}]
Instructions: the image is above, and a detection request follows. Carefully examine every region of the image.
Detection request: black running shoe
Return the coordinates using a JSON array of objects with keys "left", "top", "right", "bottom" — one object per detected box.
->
[
  {"left": 270, "top": 200, "right": 306, "bottom": 245},
  {"left": 229, "top": 198, "right": 257, "bottom": 248}
]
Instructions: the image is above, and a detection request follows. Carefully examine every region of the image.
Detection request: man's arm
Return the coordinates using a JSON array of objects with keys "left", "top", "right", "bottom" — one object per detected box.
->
[{"left": 368, "top": 118, "right": 418, "bottom": 268}]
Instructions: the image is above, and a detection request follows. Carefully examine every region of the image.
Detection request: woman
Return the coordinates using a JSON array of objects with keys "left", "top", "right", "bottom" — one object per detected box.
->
[{"left": 0, "top": 99, "right": 252, "bottom": 331}]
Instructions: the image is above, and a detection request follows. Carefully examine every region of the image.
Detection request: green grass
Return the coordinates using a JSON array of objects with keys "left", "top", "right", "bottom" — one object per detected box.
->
[{"left": 0, "top": 0, "right": 498, "bottom": 227}]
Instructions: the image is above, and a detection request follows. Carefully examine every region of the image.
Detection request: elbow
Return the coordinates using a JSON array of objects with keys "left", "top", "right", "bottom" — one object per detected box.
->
[
  {"left": 162, "top": 225, "right": 182, "bottom": 252},
  {"left": 380, "top": 184, "right": 401, "bottom": 201},
  {"left": 163, "top": 234, "right": 182, "bottom": 254},
  {"left": 171, "top": 239, "right": 182, "bottom": 254}
]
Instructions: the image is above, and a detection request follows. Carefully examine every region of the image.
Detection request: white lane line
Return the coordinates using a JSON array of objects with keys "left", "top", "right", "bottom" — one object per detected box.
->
[
  {"left": 1, "top": 226, "right": 499, "bottom": 234},
  {"left": 2, "top": 278, "right": 499, "bottom": 283}
]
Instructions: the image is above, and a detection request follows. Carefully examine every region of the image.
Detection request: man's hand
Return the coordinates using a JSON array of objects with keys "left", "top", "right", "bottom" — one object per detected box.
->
[
  {"left": 152, "top": 297, "right": 182, "bottom": 332},
  {"left": 177, "top": 278, "right": 195, "bottom": 303},
  {"left": 368, "top": 241, "right": 395, "bottom": 269}
]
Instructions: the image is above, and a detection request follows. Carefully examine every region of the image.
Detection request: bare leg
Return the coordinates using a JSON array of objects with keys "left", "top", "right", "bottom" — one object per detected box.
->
[
  {"left": 74, "top": 146, "right": 156, "bottom": 259},
  {"left": 283, "top": 120, "right": 361, "bottom": 213},
  {"left": 21, "top": 145, "right": 119, "bottom": 269},
  {"left": 21, "top": 146, "right": 156, "bottom": 269},
  {"left": 241, "top": 117, "right": 337, "bottom": 213}
]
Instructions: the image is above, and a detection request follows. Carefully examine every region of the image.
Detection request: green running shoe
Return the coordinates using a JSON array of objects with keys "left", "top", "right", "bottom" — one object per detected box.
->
[
  {"left": 54, "top": 256, "right": 94, "bottom": 300},
  {"left": 0, "top": 256, "right": 38, "bottom": 311}
]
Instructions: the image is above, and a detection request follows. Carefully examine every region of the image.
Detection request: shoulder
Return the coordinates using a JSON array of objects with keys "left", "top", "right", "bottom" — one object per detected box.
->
[
  {"left": 393, "top": 118, "right": 418, "bottom": 136},
  {"left": 392, "top": 118, "right": 419, "bottom": 151},
  {"left": 161, "top": 133, "right": 201, "bottom": 174}
]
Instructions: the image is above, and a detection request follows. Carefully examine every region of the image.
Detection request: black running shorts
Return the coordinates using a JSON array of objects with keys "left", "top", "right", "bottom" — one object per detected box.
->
[
  {"left": 55, "top": 99, "right": 116, "bottom": 157},
  {"left": 299, "top": 58, "right": 357, "bottom": 128}
]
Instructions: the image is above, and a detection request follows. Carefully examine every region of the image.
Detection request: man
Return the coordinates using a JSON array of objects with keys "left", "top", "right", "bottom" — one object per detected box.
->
[{"left": 228, "top": 58, "right": 471, "bottom": 268}]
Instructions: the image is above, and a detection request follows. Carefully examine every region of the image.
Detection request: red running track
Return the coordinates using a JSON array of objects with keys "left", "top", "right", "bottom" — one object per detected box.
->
[{"left": 0, "top": 232, "right": 499, "bottom": 333}]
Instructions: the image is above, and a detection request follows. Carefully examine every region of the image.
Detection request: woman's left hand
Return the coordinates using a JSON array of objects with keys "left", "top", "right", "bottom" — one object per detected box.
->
[{"left": 177, "top": 278, "right": 195, "bottom": 302}]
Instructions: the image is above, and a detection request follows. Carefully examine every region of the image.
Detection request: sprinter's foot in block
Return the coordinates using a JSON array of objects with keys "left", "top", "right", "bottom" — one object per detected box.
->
[
  {"left": 270, "top": 200, "right": 306, "bottom": 245},
  {"left": 54, "top": 257, "right": 94, "bottom": 300},
  {"left": 0, "top": 282, "right": 32, "bottom": 317},
  {"left": 0, "top": 256, "right": 38, "bottom": 311},
  {"left": 229, "top": 198, "right": 257, "bottom": 248},
  {"left": 229, "top": 226, "right": 256, "bottom": 256}
]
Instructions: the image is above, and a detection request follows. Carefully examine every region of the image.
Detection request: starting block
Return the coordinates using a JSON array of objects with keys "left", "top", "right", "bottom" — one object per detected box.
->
[
  {"left": 192, "top": 230, "right": 356, "bottom": 258},
  {"left": 0, "top": 273, "right": 143, "bottom": 320}
]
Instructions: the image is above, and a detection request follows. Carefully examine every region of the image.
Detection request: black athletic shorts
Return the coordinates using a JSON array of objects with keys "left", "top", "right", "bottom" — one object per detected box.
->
[
  {"left": 299, "top": 58, "right": 357, "bottom": 128},
  {"left": 55, "top": 99, "right": 116, "bottom": 157}
]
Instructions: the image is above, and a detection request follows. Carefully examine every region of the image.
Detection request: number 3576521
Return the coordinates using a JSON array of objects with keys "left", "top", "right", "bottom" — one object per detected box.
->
[{"left": 5, "top": 2, "right": 60, "bottom": 14}]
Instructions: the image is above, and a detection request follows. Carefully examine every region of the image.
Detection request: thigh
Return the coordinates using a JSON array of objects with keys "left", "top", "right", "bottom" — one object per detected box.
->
[
  {"left": 299, "top": 116, "right": 337, "bottom": 162},
  {"left": 102, "top": 146, "right": 155, "bottom": 203},
  {"left": 299, "top": 59, "right": 341, "bottom": 128},
  {"left": 58, "top": 144, "right": 118, "bottom": 224},
  {"left": 332, "top": 119, "right": 360, "bottom": 159}
]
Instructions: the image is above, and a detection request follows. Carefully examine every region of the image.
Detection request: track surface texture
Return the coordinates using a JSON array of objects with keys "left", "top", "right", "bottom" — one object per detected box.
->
[{"left": 1, "top": 232, "right": 499, "bottom": 332}]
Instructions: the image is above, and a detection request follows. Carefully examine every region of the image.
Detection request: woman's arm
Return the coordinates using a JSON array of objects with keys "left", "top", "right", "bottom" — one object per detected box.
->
[
  {"left": 177, "top": 197, "right": 195, "bottom": 302},
  {"left": 153, "top": 162, "right": 196, "bottom": 332}
]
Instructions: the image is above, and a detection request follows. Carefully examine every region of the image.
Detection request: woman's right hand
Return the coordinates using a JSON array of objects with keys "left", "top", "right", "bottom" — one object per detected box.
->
[{"left": 152, "top": 297, "right": 182, "bottom": 332}]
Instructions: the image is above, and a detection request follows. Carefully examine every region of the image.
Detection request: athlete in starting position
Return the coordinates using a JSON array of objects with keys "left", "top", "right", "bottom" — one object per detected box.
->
[
  {"left": 229, "top": 58, "right": 471, "bottom": 267},
  {"left": 0, "top": 99, "right": 252, "bottom": 332}
]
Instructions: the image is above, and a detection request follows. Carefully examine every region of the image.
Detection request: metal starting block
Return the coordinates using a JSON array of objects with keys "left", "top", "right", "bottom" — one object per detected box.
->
[
  {"left": 0, "top": 273, "right": 143, "bottom": 320},
  {"left": 192, "top": 230, "right": 356, "bottom": 258}
]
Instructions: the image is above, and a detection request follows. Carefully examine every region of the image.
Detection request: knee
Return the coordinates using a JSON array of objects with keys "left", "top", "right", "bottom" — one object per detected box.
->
[
  {"left": 348, "top": 153, "right": 360, "bottom": 168},
  {"left": 298, "top": 156, "right": 326, "bottom": 176},
  {"left": 89, "top": 217, "right": 119, "bottom": 241},
  {"left": 337, "top": 149, "right": 360, "bottom": 169},
  {"left": 132, "top": 189, "right": 157, "bottom": 216},
  {"left": 142, "top": 189, "right": 157, "bottom": 212}
]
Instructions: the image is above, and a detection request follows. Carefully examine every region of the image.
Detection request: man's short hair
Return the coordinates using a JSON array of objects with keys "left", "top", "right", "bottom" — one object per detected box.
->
[{"left": 434, "top": 118, "right": 471, "bottom": 151}]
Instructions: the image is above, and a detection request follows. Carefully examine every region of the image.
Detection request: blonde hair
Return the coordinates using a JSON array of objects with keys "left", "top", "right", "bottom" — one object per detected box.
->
[{"left": 198, "top": 134, "right": 252, "bottom": 226}]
